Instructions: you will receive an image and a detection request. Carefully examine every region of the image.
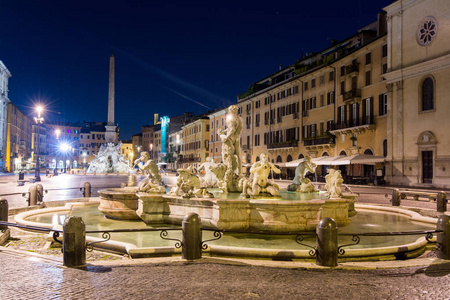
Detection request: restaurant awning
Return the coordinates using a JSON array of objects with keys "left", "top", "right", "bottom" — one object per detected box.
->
[
  {"left": 331, "top": 154, "right": 385, "bottom": 165},
  {"left": 284, "top": 154, "right": 385, "bottom": 167}
]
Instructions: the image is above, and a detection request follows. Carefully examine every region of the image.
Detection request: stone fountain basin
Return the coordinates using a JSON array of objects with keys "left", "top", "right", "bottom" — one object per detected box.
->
[
  {"left": 99, "top": 188, "right": 357, "bottom": 232},
  {"left": 98, "top": 187, "right": 140, "bottom": 220}
]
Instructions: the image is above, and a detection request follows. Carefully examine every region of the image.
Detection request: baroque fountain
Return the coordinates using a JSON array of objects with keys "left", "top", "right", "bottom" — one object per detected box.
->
[
  {"left": 13, "top": 105, "right": 437, "bottom": 260},
  {"left": 97, "top": 105, "right": 357, "bottom": 232}
]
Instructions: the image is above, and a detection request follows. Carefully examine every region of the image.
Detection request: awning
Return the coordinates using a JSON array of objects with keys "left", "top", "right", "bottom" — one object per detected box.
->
[
  {"left": 274, "top": 162, "right": 287, "bottom": 168},
  {"left": 284, "top": 154, "right": 385, "bottom": 167},
  {"left": 285, "top": 158, "right": 304, "bottom": 167},
  {"left": 331, "top": 154, "right": 385, "bottom": 165}
]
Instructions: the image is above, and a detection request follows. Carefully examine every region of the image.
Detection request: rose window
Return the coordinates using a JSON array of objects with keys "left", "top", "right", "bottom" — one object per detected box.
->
[{"left": 417, "top": 17, "right": 437, "bottom": 46}]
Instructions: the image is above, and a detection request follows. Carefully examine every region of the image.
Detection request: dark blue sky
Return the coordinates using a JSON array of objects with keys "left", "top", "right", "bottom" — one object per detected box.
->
[{"left": 1, "top": 0, "right": 393, "bottom": 139}]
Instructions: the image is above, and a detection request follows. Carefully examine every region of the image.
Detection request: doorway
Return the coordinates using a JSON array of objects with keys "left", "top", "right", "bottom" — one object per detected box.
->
[{"left": 422, "top": 151, "right": 433, "bottom": 183}]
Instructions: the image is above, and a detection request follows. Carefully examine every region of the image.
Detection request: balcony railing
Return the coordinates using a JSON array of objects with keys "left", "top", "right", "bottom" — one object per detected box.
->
[
  {"left": 178, "top": 157, "right": 201, "bottom": 163},
  {"left": 303, "top": 136, "right": 335, "bottom": 146},
  {"left": 242, "top": 144, "right": 250, "bottom": 150},
  {"left": 343, "top": 89, "right": 361, "bottom": 101},
  {"left": 267, "top": 140, "right": 298, "bottom": 149},
  {"left": 345, "top": 63, "right": 359, "bottom": 75},
  {"left": 331, "top": 116, "right": 375, "bottom": 130}
]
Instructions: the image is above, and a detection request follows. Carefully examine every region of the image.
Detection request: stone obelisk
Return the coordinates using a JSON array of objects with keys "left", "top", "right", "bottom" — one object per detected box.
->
[{"left": 105, "top": 52, "right": 118, "bottom": 143}]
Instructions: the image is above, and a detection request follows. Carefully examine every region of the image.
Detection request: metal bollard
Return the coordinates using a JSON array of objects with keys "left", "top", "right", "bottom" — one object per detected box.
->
[
  {"left": 437, "top": 192, "right": 447, "bottom": 213},
  {"left": 36, "top": 184, "right": 44, "bottom": 203},
  {"left": 63, "top": 216, "right": 86, "bottom": 267},
  {"left": 28, "top": 185, "right": 38, "bottom": 206},
  {"left": 0, "top": 198, "right": 8, "bottom": 231},
  {"left": 391, "top": 189, "right": 401, "bottom": 206},
  {"left": 437, "top": 215, "right": 450, "bottom": 260},
  {"left": 182, "top": 212, "right": 202, "bottom": 260},
  {"left": 316, "top": 217, "right": 338, "bottom": 267},
  {"left": 83, "top": 182, "right": 91, "bottom": 197}
]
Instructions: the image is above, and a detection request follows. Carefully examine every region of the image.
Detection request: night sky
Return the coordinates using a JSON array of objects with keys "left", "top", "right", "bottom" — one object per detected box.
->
[{"left": 1, "top": 0, "right": 393, "bottom": 139}]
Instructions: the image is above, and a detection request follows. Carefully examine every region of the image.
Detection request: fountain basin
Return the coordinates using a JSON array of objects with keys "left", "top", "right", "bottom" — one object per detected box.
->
[
  {"left": 99, "top": 188, "right": 356, "bottom": 232},
  {"left": 14, "top": 202, "right": 437, "bottom": 261},
  {"left": 98, "top": 187, "right": 140, "bottom": 220}
]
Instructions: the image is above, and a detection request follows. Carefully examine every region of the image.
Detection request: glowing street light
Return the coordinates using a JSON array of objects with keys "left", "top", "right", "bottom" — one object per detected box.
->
[
  {"left": 59, "top": 142, "right": 70, "bottom": 173},
  {"left": 34, "top": 105, "right": 44, "bottom": 181}
]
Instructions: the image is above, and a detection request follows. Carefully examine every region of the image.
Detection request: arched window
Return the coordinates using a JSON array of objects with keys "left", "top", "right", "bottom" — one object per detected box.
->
[
  {"left": 364, "top": 149, "right": 373, "bottom": 155},
  {"left": 322, "top": 152, "right": 329, "bottom": 157},
  {"left": 256, "top": 156, "right": 260, "bottom": 162},
  {"left": 339, "top": 150, "right": 347, "bottom": 156},
  {"left": 383, "top": 139, "right": 387, "bottom": 157},
  {"left": 422, "top": 77, "right": 434, "bottom": 111},
  {"left": 298, "top": 153, "right": 305, "bottom": 159},
  {"left": 276, "top": 155, "right": 282, "bottom": 163},
  {"left": 286, "top": 155, "right": 292, "bottom": 162}
]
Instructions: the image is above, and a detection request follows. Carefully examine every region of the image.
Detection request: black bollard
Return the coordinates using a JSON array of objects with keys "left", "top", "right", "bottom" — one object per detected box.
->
[
  {"left": 391, "top": 189, "right": 401, "bottom": 206},
  {"left": 63, "top": 216, "right": 86, "bottom": 267},
  {"left": 437, "top": 215, "right": 450, "bottom": 260},
  {"left": 316, "top": 217, "right": 338, "bottom": 267},
  {"left": 0, "top": 198, "right": 8, "bottom": 231},
  {"left": 182, "top": 212, "right": 202, "bottom": 260},
  {"left": 437, "top": 192, "right": 447, "bottom": 213},
  {"left": 83, "top": 182, "right": 91, "bottom": 197}
]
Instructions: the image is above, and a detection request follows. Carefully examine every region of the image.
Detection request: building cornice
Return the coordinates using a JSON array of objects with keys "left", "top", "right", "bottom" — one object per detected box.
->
[
  {"left": 384, "top": 53, "right": 450, "bottom": 83},
  {"left": 384, "top": 0, "right": 424, "bottom": 18}
]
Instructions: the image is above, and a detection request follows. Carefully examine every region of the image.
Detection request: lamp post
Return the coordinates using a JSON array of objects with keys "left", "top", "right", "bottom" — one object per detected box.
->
[{"left": 34, "top": 106, "right": 44, "bottom": 181}]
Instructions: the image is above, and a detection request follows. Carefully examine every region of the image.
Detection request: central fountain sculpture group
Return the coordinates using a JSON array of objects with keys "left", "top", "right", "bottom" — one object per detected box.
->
[
  {"left": 161, "top": 104, "right": 344, "bottom": 200},
  {"left": 98, "top": 104, "right": 354, "bottom": 232}
]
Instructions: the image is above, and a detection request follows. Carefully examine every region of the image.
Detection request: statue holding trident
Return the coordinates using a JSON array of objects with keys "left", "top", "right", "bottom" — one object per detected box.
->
[{"left": 216, "top": 105, "right": 243, "bottom": 192}]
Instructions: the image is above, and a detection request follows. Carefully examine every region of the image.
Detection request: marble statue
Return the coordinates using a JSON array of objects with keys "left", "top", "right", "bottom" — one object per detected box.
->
[
  {"left": 87, "top": 142, "right": 130, "bottom": 173},
  {"left": 169, "top": 166, "right": 213, "bottom": 198},
  {"left": 133, "top": 151, "right": 165, "bottom": 193},
  {"left": 198, "top": 157, "right": 218, "bottom": 188},
  {"left": 244, "top": 153, "right": 281, "bottom": 197},
  {"left": 287, "top": 155, "right": 317, "bottom": 193},
  {"left": 325, "top": 169, "right": 344, "bottom": 198},
  {"left": 216, "top": 105, "right": 243, "bottom": 192}
]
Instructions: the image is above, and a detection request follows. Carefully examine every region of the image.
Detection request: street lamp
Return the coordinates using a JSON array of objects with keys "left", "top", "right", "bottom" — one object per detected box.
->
[
  {"left": 59, "top": 142, "right": 70, "bottom": 173},
  {"left": 34, "top": 105, "right": 44, "bottom": 181}
]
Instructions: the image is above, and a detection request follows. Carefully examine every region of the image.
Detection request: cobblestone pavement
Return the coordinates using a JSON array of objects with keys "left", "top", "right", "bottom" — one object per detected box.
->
[
  {"left": 1, "top": 253, "right": 450, "bottom": 299},
  {"left": 1, "top": 174, "right": 450, "bottom": 299}
]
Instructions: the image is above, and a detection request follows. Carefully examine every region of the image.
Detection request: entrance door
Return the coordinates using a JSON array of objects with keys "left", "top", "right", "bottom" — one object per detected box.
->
[{"left": 422, "top": 151, "right": 433, "bottom": 183}]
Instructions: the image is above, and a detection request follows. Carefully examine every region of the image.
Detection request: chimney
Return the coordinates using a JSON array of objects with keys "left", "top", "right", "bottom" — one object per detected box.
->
[
  {"left": 377, "top": 11, "right": 387, "bottom": 36},
  {"left": 154, "top": 113, "right": 159, "bottom": 125},
  {"left": 279, "top": 64, "right": 283, "bottom": 70}
]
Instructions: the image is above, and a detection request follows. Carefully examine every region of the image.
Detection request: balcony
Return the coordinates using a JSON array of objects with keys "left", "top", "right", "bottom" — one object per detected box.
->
[
  {"left": 330, "top": 117, "right": 376, "bottom": 135},
  {"left": 242, "top": 144, "right": 250, "bottom": 150},
  {"left": 178, "top": 157, "right": 201, "bottom": 163},
  {"left": 303, "top": 136, "right": 335, "bottom": 147},
  {"left": 267, "top": 140, "right": 298, "bottom": 150},
  {"left": 345, "top": 63, "right": 359, "bottom": 76},
  {"left": 343, "top": 89, "right": 361, "bottom": 101}
]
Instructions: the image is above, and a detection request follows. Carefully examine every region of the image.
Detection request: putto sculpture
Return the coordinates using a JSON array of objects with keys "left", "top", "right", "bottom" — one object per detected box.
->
[
  {"left": 288, "top": 155, "right": 317, "bottom": 193},
  {"left": 198, "top": 157, "right": 218, "bottom": 188},
  {"left": 241, "top": 153, "right": 281, "bottom": 198},
  {"left": 169, "top": 166, "right": 213, "bottom": 198},
  {"left": 133, "top": 151, "right": 165, "bottom": 193},
  {"left": 325, "top": 169, "right": 344, "bottom": 198}
]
